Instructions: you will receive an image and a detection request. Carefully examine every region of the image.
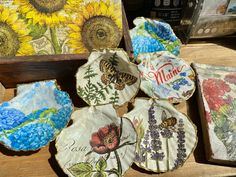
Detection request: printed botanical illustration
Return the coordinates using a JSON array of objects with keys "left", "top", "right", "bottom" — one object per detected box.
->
[
  {"left": 137, "top": 51, "right": 195, "bottom": 103},
  {"left": 0, "top": 0, "right": 122, "bottom": 57},
  {"left": 130, "top": 17, "right": 181, "bottom": 60},
  {"left": 0, "top": 80, "right": 73, "bottom": 151},
  {"left": 134, "top": 105, "right": 186, "bottom": 171},
  {"left": 76, "top": 49, "right": 140, "bottom": 106},
  {"left": 125, "top": 99, "right": 197, "bottom": 172},
  {"left": 68, "top": 119, "right": 136, "bottom": 177},
  {"left": 77, "top": 53, "right": 122, "bottom": 105},
  {"left": 55, "top": 105, "right": 136, "bottom": 177},
  {"left": 196, "top": 64, "right": 236, "bottom": 161}
]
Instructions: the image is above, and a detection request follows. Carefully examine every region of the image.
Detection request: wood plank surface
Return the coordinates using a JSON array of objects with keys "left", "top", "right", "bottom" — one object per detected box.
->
[{"left": 1, "top": 39, "right": 236, "bottom": 177}]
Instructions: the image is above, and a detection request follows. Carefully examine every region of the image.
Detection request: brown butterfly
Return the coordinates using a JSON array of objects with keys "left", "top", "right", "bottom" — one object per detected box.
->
[
  {"left": 99, "top": 59, "right": 137, "bottom": 90},
  {"left": 158, "top": 110, "right": 177, "bottom": 130}
]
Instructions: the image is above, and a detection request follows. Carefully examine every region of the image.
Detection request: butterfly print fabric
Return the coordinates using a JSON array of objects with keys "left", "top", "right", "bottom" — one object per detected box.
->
[{"left": 76, "top": 49, "right": 140, "bottom": 106}]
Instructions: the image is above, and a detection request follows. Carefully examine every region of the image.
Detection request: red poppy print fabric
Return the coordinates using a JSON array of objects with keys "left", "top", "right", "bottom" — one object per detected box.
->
[{"left": 90, "top": 123, "right": 120, "bottom": 154}]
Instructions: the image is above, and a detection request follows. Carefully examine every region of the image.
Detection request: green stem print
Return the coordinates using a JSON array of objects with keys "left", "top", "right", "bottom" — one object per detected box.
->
[
  {"left": 156, "top": 159, "right": 160, "bottom": 172},
  {"left": 166, "top": 138, "right": 170, "bottom": 171},
  {"left": 50, "top": 27, "right": 62, "bottom": 54},
  {"left": 135, "top": 126, "right": 144, "bottom": 166},
  {"left": 114, "top": 150, "right": 122, "bottom": 176}
]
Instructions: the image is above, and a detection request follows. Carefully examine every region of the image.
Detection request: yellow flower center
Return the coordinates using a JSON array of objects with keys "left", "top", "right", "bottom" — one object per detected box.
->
[
  {"left": 29, "top": 0, "right": 66, "bottom": 13},
  {"left": 0, "top": 23, "right": 20, "bottom": 57},
  {"left": 103, "top": 133, "right": 115, "bottom": 145},
  {"left": 82, "top": 16, "right": 121, "bottom": 51}
]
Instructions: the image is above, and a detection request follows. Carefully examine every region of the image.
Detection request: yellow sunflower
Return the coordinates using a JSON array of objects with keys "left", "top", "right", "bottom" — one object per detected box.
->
[
  {"left": 64, "top": 0, "right": 83, "bottom": 13},
  {"left": 13, "top": 0, "right": 77, "bottom": 27},
  {"left": 67, "top": 0, "right": 123, "bottom": 53},
  {"left": 0, "top": 6, "right": 34, "bottom": 57}
]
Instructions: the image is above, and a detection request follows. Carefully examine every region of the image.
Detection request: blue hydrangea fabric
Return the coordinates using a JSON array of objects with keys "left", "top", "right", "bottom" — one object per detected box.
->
[
  {"left": 0, "top": 80, "right": 73, "bottom": 151},
  {"left": 130, "top": 17, "right": 181, "bottom": 62},
  {"left": 131, "top": 36, "right": 166, "bottom": 59}
]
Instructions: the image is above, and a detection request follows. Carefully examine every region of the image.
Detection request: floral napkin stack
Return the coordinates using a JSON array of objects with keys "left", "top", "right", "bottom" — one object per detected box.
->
[{"left": 193, "top": 63, "right": 236, "bottom": 165}]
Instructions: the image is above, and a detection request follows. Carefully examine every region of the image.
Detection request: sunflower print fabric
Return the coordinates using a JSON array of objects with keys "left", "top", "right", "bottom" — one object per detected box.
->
[
  {"left": 0, "top": 0, "right": 122, "bottom": 57},
  {"left": 67, "top": 0, "right": 122, "bottom": 53},
  {"left": 0, "top": 5, "right": 34, "bottom": 57}
]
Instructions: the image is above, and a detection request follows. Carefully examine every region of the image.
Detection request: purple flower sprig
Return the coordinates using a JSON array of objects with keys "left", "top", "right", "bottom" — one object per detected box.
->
[
  {"left": 135, "top": 103, "right": 165, "bottom": 169},
  {"left": 135, "top": 144, "right": 151, "bottom": 163},
  {"left": 135, "top": 129, "right": 151, "bottom": 163},
  {"left": 174, "top": 119, "right": 187, "bottom": 168},
  {"left": 160, "top": 128, "right": 173, "bottom": 139},
  {"left": 148, "top": 104, "right": 164, "bottom": 161}
]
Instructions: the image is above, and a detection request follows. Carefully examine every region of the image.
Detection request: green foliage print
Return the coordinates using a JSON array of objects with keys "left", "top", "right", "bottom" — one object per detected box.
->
[
  {"left": 212, "top": 99, "right": 236, "bottom": 160},
  {"left": 109, "top": 91, "right": 119, "bottom": 104},
  {"left": 84, "top": 65, "right": 98, "bottom": 79},
  {"left": 28, "top": 22, "right": 48, "bottom": 40},
  {"left": 68, "top": 157, "right": 121, "bottom": 177},
  {"left": 77, "top": 64, "right": 120, "bottom": 105},
  {"left": 68, "top": 162, "right": 93, "bottom": 177},
  {"left": 18, "top": 13, "right": 63, "bottom": 54}
]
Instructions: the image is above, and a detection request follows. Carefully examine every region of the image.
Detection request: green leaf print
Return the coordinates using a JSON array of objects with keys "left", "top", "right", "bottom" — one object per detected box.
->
[
  {"left": 68, "top": 162, "right": 93, "bottom": 177},
  {"left": 95, "top": 157, "right": 107, "bottom": 171}
]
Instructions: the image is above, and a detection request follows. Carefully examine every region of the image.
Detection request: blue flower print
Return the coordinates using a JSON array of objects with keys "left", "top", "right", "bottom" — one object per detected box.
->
[
  {"left": 132, "top": 36, "right": 166, "bottom": 58},
  {"left": 0, "top": 108, "right": 28, "bottom": 131},
  {"left": 8, "top": 123, "right": 55, "bottom": 151}
]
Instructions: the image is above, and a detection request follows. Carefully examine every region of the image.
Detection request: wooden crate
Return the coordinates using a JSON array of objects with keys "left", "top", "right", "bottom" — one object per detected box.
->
[{"left": 0, "top": 6, "right": 133, "bottom": 89}]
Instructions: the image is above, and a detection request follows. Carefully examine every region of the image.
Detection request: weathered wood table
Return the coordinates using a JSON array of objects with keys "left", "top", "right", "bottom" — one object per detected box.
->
[{"left": 1, "top": 38, "right": 236, "bottom": 177}]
